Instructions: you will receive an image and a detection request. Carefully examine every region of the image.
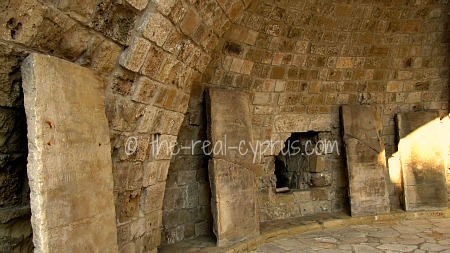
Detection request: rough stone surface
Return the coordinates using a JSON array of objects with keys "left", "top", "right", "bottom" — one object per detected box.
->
[
  {"left": 21, "top": 54, "right": 118, "bottom": 253},
  {"left": 0, "top": 0, "right": 449, "bottom": 250},
  {"left": 396, "top": 111, "right": 448, "bottom": 211},
  {"left": 89, "top": 1, "right": 138, "bottom": 45},
  {"left": 0, "top": 207, "right": 33, "bottom": 253},
  {"left": 207, "top": 88, "right": 260, "bottom": 246},
  {"left": 207, "top": 88, "right": 256, "bottom": 169},
  {"left": 209, "top": 159, "right": 259, "bottom": 247},
  {"left": 341, "top": 105, "right": 390, "bottom": 216}
]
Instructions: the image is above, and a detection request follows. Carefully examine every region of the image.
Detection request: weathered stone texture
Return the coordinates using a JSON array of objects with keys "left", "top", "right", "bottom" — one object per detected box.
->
[
  {"left": 54, "top": 0, "right": 98, "bottom": 24},
  {"left": 341, "top": 105, "right": 390, "bottom": 216},
  {"left": 0, "top": 44, "right": 27, "bottom": 108},
  {"left": 0, "top": 0, "right": 449, "bottom": 250},
  {"left": 206, "top": 88, "right": 260, "bottom": 246},
  {"left": 0, "top": 41, "right": 33, "bottom": 252},
  {"left": 0, "top": 0, "right": 46, "bottom": 46},
  {"left": 89, "top": 1, "right": 138, "bottom": 45},
  {"left": 119, "top": 37, "right": 151, "bottom": 73},
  {"left": 396, "top": 111, "right": 448, "bottom": 211},
  {"left": 21, "top": 54, "right": 118, "bottom": 253},
  {"left": 207, "top": 88, "right": 256, "bottom": 169},
  {"left": 0, "top": 207, "right": 33, "bottom": 253},
  {"left": 160, "top": 98, "right": 214, "bottom": 246},
  {"left": 199, "top": 0, "right": 449, "bottom": 221},
  {"left": 209, "top": 159, "right": 259, "bottom": 246}
]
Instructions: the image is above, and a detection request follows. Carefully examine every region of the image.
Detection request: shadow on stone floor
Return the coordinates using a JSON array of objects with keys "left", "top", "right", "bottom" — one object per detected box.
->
[{"left": 159, "top": 209, "right": 450, "bottom": 253}]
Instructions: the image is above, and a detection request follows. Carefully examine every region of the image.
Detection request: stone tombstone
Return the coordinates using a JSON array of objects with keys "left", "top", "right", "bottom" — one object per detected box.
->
[
  {"left": 206, "top": 88, "right": 255, "bottom": 169},
  {"left": 206, "top": 88, "right": 259, "bottom": 246},
  {"left": 22, "top": 54, "right": 118, "bottom": 253},
  {"left": 396, "top": 111, "right": 447, "bottom": 211},
  {"left": 208, "top": 159, "right": 259, "bottom": 246},
  {"left": 341, "top": 105, "right": 390, "bottom": 216}
]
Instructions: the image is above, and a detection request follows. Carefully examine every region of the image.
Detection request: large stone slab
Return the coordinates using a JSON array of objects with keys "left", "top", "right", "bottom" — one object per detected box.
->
[
  {"left": 396, "top": 111, "right": 447, "bottom": 211},
  {"left": 208, "top": 159, "right": 259, "bottom": 247},
  {"left": 206, "top": 88, "right": 260, "bottom": 246},
  {"left": 341, "top": 105, "right": 390, "bottom": 216},
  {"left": 206, "top": 88, "right": 255, "bottom": 169},
  {"left": 22, "top": 54, "right": 118, "bottom": 253}
]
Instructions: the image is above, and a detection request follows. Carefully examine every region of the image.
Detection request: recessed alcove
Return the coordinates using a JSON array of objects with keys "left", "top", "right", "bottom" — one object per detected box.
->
[
  {"left": 258, "top": 129, "right": 348, "bottom": 222},
  {"left": 274, "top": 132, "right": 334, "bottom": 192}
]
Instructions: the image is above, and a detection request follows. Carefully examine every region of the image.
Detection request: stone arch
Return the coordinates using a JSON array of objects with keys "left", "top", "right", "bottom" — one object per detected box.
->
[
  {"left": 0, "top": 0, "right": 449, "bottom": 251},
  {"left": 181, "top": 0, "right": 450, "bottom": 224},
  {"left": 105, "top": 1, "right": 256, "bottom": 251},
  {"left": 1, "top": 0, "right": 256, "bottom": 251}
]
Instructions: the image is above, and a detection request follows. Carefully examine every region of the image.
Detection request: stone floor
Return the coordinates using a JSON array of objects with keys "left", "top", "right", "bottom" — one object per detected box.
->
[
  {"left": 159, "top": 211, "right": 450, "bottom": 253},
  {"left": 250, "top": 218, "right": 450, "bottom": 253}
]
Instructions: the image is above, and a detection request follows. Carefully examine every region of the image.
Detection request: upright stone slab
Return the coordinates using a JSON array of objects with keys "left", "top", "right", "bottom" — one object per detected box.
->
[
  {"left": 206, "top": 88, "right": 255, "bottom": 169},
  {"left": 206, "top": 88, "right": 259, "bottom": 246},
  {"left": 208, "top": 159, "right": 259, "bottom": 246},
  {"left": 396, "top": 111, "right": 447, "bottom": 211},
  {"left": 341, "top": 105, "right": 390, "bottom": 216},
  {"left": 22, "top": 54, "right": 118, "bottom": 253}
]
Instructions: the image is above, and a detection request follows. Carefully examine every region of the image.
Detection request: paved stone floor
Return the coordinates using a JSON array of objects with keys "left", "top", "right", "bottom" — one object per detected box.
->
[{"left": 250, "top": 218, "right": 450, "bottom": 253}]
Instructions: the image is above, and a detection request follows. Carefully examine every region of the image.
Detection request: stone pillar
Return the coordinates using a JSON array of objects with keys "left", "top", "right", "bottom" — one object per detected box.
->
[
  {"left": 396, "top": 111, "right": 448, "bottom": 211},
  {"left": 21, "top": 54, "right": 118, "bottom": 253},
  {"left": 206, "top": 88, "right": 260, "bottom": 246},
  {"left": 341, "top": 105, "right": 390, "bottom": 216}
]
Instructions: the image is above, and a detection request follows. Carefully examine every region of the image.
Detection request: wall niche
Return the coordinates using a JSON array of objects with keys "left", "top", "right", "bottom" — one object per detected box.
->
[
  {"left": 258, "top": 129, "right": 348, "bottom": 222},
  {"left": 274, "top": 132, "right": 334, "bottom": 192}
]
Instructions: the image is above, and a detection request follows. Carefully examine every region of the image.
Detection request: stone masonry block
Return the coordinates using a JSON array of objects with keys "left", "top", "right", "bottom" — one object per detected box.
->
[
  {"left": 153, "top": 0, "right": 177, "bottom": 15},
  {"left": 163, "top": 28, "right": 184, "bottom": 54},
  {"left": 90, "top": 39, "right": 123, "bottom": 77},
  {"left": 143, "top": 160, "right": 170, "bottom": 187},
  {"left": 386, "top": 81, "right": 403, "bottom": 92},
  {"left": 137, "top": 106, "right": 158, "bottom": 133},
  {"left": 230, "top": 58, "right": 244, "bottom": 73},
  {"left": 55, "top": 0, "right": 98, "bottom": 23},
  {"left": 140, "top": 182, "right": 166, "bottom": 214},
  {"left": 125, "top": 0, "right": 148, "bottom": 10},
  {"left": 151, "top": 109, "right": 184, "bottom": 135},
  {"left": 309, "top": 155, "right": 325, "bottom": 173},
  {"left": 180, "top": 8, "right": 200, "bottom": 36},
  {"left": 117, "top": 190, "right": 141, "bottom": 223},
  {"left": 149, "top": 134, "right": 177, "bottom": 160},
  {"left": 131, "top": 76, "right": 160, "bottom": 104},
  {"left": 116, "top": 135, "right": 150, "bottom": 162},
  {"left": 336, "top": 57, "right": 354, "bottom": 68},
  {"left": 0, "top": 0, "right": 45, "bottom": 46},
  {"left": 141, "top": 45, "right": 166, "bottom": 77},
  {"left": 227, "top": 0, "right": 245, "bottom": 22},
  {"left": 140, "top": 12, "right": 173, "bottom": 46},
  {"left": 244, "top": 30, "right": 259, "bottom": 45},
  {"left": 108, "top": 96, "right": 145, "bottom": 132},
  {"left": 119, "top": 37, "right": 151, "bottom": 72},
  {"left": 89, "top": 1, "right": 137, "bottom": 45}
]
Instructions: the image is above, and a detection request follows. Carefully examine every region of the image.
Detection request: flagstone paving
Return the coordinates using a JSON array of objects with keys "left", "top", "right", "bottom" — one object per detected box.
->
[{"left": 249, "top": 218, "right": 450, "bottom": 253}]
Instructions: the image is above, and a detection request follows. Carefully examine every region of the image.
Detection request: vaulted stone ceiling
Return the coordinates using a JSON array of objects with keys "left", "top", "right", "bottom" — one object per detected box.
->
[{"left": 0, "top": 0, "right": 449, "bottom": 252}]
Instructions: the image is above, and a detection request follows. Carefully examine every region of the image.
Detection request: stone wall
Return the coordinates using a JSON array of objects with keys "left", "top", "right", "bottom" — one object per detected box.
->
[
  {"left": 0, "top": 0, "right": 449, "bottom": 251},
  {"left": 161, "top": 112, "right": 213, "bottom": 245},
  {"left": 197, "top": 0, "right": 449, "bottom": 222},
  {"left": 0, "top": 44, "right": 32, "bottom": 252},
  {"left": 1, "top": 0, "right": 252, "bottom": 251}
]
